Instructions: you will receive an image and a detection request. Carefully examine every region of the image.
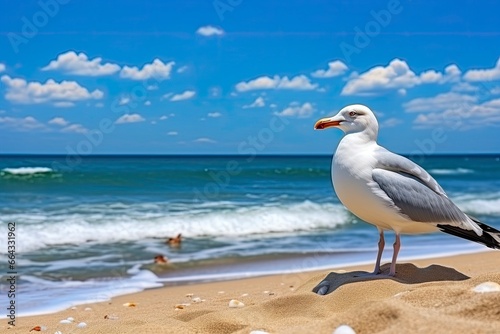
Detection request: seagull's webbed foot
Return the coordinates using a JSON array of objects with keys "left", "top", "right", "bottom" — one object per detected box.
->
[{"left": 314, "top": 280, "right": 330, "bottom": 295}]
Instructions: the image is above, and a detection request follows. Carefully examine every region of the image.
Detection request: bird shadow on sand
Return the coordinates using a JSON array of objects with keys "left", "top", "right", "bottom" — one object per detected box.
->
[{"left": 312, "top": 262, "right": 470, "bottom": 295}]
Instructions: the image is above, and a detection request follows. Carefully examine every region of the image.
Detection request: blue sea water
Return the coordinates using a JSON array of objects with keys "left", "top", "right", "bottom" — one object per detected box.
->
[{"left": 1, "top": 154, "right": 500, "bottom": 316}]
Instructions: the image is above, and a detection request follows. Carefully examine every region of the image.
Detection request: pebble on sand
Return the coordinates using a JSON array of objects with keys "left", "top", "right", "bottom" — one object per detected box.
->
[
  {"left": 123, "top": 302, "right": 137, "bottom": 307},
  {"left": 333, "top": 324, "right": 356, "bottom": 334},
  {"left": 76, "top": 322, "right": 87, "bottom": 328},
  {"left": 473, "top": 282, "right": 500, "bottom": 293},
  {"left": 229, "top": 299, "right": 245, "bottom": 308}
]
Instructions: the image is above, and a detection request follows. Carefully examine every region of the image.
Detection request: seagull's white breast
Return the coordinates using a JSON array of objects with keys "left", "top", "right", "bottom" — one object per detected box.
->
[{"left": 332, "top": 139, "right": 437, "bottom": 234}]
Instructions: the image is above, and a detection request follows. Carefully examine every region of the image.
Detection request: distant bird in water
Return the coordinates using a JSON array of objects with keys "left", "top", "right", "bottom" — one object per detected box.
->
[
  {"left": 166, "top": 233, "right": 182, "bottom": 247},
  {"left": 154, "top": 255, "right": 168, "bottom": 264}
]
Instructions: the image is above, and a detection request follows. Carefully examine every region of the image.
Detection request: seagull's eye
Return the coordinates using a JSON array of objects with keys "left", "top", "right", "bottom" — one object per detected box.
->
[{"left": 349, "top": 111, "right": 357, "bottom": 117}]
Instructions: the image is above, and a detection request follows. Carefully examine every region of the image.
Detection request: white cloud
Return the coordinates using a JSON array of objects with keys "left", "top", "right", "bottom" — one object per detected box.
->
[
  {"left": 243, "top": 96, "right": 265, "bottom": 109},
  {"left": 0, "top": 116, "right": 47, "bottom": 131},
  {"left": 170, "top": 90, "right": 195, "bottom": 101},
  {"left": 208, "top": 112, "right": 222, "bottom": 118},
  {"left": 120, "top": 59, "right": 175, "bottom": 80},
  {"left": 61, "top": 123, "right": 88, "bottom": 134},
  {"left": 341, "top": 59, "right": 461, "bottom": 96},
  {"left": 48, "top": 117, "right": 69, "bottom": 126},
  {"left": 452, "top": 82, "right": 479, "bottom": 92},
  {"left": 194, "top": 137, "right": 216, "bottom": 143},
  {"left": 167, "top": 131, "right": 178, "bottom": 136},
  {"left": 144, "top": 100, "right": 151, "bottom": 106},
  {"left": 275, "top": 102, "right": 315, "bottom": 118},
  {"left": 42, "top": 51, "right": 120, "bottom": 76},
  {"left": 118, "top": 96, "right": 130, "bottom": 105},
  {"left": 236, "top": 75, "right": 317, "bottom": 92},
  {"left": 311, "top": 60, "right": 348, "bottom": 78},
  {"left": 196, "top": 25, "right": 224, "bottom": 36},
  {"left": 403, "top": 92, "right": 478, "bottom": 113},
  {"left": 54, "top": 101, "right": 75, "bottom": 108},
  {"left": 159, "top": 115, "right": 168, "bottom": 120},
  {"left": 413, "top": 98, "right": 500, "bottom": 129},
  {"left": 115, "top": 113, "right": 145, "bottom": 124},
  {"left": 146, "top": 84, "right": 158, "bottom": 90},
  {"left": 1, "top": 75, "right": 103, "bottom": 105},
  {"left": 464, "top": 57, "right": 500, "bottom": 82},
  {"left": 0, "top": 63, "right": 5, "bottom": 73},
  {"left": 177, "top": 66, "right": 188, "bottom": 73}
]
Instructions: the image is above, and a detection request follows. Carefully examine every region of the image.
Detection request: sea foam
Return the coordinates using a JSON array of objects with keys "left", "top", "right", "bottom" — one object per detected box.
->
[{"left": 1, "top": 166, "right": 54, "bottom": 175}]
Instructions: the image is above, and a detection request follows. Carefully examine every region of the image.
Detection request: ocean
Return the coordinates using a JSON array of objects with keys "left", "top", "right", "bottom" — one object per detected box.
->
[{"left": 1, "top": 154, "right": 500, "bottom": 316}]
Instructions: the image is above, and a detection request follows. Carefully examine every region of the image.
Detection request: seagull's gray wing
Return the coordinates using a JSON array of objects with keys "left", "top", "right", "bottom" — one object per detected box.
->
[{"left": 370, "top": 148, "right": 481, "bottom": 233}]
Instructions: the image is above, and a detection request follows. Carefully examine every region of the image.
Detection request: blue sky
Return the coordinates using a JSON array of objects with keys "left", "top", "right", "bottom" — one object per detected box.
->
[{"left": 1, "top": 0, "right": 500, "bottom": 154}]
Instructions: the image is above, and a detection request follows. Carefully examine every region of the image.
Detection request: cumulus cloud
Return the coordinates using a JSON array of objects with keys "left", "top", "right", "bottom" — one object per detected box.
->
[
  {"left": 413, "top": 98, "right": 500, "bottom": 129},
  {"left": 275, "top": 102, "right": 315, "bottom": 118},
  {"left": 311, "top": 60, "right": 348, "bottom": 78},
  {"left": 236, "top": 75, "right": 317, "bottom": 92},
  {"left": 120, "top": 59, "right": 175, "bottom": 80},
  {"left": 167, "top": 131, "right": 178, "bottom": 136},
  {"left": 196, "top": 25, "right": 224, "bottom": 36},
  {"left": 380, "top": 117, "right": 403, "bottom": 128},
  {"left": 194, "top": 137, "right": 216, "bottom": 143},
  {"left": 0, "top": 116, "right": 47, "bottom": 131},
  {"left": 207, "top": 112, "right": 222, "bottom": 118},
  {"left": 61, "top": 123, "right": 88, "bottom": 134},
  {"left": 341, "top": 59, "right": 461, "bottom": 96},
  {"left": 243, "top": 96, "right": 265, "bottom": 108},
  {"left": 115, "top": 113, "right": 145, "bottom": 124},
  {"left": 48, "top": 117, "right": 69, "bottom": 126},
  {"left": 0, "top": 63, "right": 5, "bottom": 73},
  {"left": 1, "top": 75, "right": 103, "bottom": 105},
  {"left": 42, "top": 51, "right": 120, "bottom": 76},
  {"left": 170, "top": 90, "right": 195, "bottom": 101},
  {"left": 464, "top": 57, "right": 500, "bottom": 82},
  {"left": 403, "top": 92, "right": 478, "bottom": 113}
]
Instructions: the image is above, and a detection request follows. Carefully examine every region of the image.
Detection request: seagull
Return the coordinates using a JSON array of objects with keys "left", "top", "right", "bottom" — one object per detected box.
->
[{"left": 314, "top": 104, "right": 500, "bottom": 277}]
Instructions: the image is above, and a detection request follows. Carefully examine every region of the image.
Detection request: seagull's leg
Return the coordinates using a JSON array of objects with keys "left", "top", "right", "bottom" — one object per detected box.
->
[
  {"left": 389, "top": 233, "right": 401, "bottom": 276},
  {"left": 372, "top": 229, "right": 385, "bottom": 275}
]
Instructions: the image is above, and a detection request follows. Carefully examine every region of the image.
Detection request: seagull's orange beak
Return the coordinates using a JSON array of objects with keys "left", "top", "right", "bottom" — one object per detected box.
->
[{"left": 314, "top": 117, "right": 342, "bottom": 130}]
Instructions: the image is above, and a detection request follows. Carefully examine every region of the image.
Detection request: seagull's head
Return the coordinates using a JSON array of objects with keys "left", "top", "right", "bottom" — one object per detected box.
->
[{"left": 314, "top": 104, "right": 379, "bottom": 137}]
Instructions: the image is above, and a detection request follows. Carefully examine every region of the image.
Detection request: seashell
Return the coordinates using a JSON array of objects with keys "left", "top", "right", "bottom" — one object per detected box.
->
[
  {"left": 218, "top": 291, "right": 225, "bottom": 294},
  {"left": 54, "top": 331, "right": 63, "bottom": 334},
  {"left": 473, "top": 281, "right": 500, "bottom": 293},
  {"left": 122, "top": 302, "right": 136, "bottom": 307},
  {"left": 66, "top": 317, "right": 74, "bottom": 322},
  {"left": 333, "top": 324, "right": 357, "bottom": 334},
  {"left": 60, "top": 320, "right": 72, "bottom": 324},
  {"left": 263, "top": 290, "right": 269, "bottom": 294},
  {"left": 76, "top": 322, "right": 87, "bottom": 328},
  {"left": 104, "top": 314, "right": 119, "bottom": 320},
  {"left": 84, "top": 307, "right": 92, "bottom": 311},
  {"left": 174, "top": 304, "right": 185, "bottom": 310},
  {"left": 185, "top": 293, "right": 194, "bottom": 298},
  {"left": 228, "top": 299, "right": 245, "bottom": 308},
  {"left": 250, "top": 331, "right": 269, "bottom": 334},
  {"left": 192, "top": 297, "right": 202, "bottom": 303},
  {"left": 30, "top": 326, "right": 42, "bottom": 332},
  {"left": 241, "top": 293, "right": 249, "bottom": 297}
]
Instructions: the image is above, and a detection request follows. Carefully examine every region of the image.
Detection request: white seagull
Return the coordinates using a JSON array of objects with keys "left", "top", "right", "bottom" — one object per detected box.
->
[{"left": 314, "top": 104, "right": 500, "bottom": 277}]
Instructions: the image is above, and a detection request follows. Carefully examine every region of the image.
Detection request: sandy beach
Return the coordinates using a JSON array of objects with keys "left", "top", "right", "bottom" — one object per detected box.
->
[{"left": 10, "top": 250, "right": 500, "bottom": 334}]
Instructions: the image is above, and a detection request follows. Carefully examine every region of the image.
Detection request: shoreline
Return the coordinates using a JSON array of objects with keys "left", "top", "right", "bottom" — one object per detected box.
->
[{"left": 10, "top": 250, "right": 500, "bottom": 333}]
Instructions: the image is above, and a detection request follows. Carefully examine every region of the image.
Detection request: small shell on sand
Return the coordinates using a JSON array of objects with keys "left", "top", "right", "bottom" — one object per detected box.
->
[
  {"left": 60, "top": 319, "right": 72, "bottom": 324},
  {"left": 192, "top": 297, "right": 202, "bottom": 303},
  {"left": 250, "top": 331, "right": 269, "bottom": 334},
  {"left": 84, "top": 307, "right": 92, "bottom": 311},
  {"left": 123, "top": 302, "right": 137, "bottom": 307},
  {"left": 473, "top": 281, "right": 500, "bottom": 293},
  {"left": 66, "top": 317, "right": 74, "bottom": 322},
  {"left": 333, "top": 324, "right": 356, "bottom": 334},
  {"left": 241, "top": 293, "right": 249, "bottom": 297},
  {"left": 174, "top": 304, "right": 186, "bottom": 310},
  {"left": 30, "top": 326, "right": 42, "bottom": 332},
  {"left": 76, "top": 322, "right": 87, "bottom": 328},
  {"left": 54, "top": 331, "right": 63, "bottom": 334},
  {"left": 185, "top": 293, "right": 194, "bottom": 298},
  {"left": 218, "top": 291, "right": 225, "bottom": 294},
  {"left": 229, "top": 299, "right": 245, "bottom": 308}
]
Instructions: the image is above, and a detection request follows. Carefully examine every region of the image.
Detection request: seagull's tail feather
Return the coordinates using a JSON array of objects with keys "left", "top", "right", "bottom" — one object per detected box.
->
[{"left": 438, "top": 215, "right": 500, "bottom": 250}]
